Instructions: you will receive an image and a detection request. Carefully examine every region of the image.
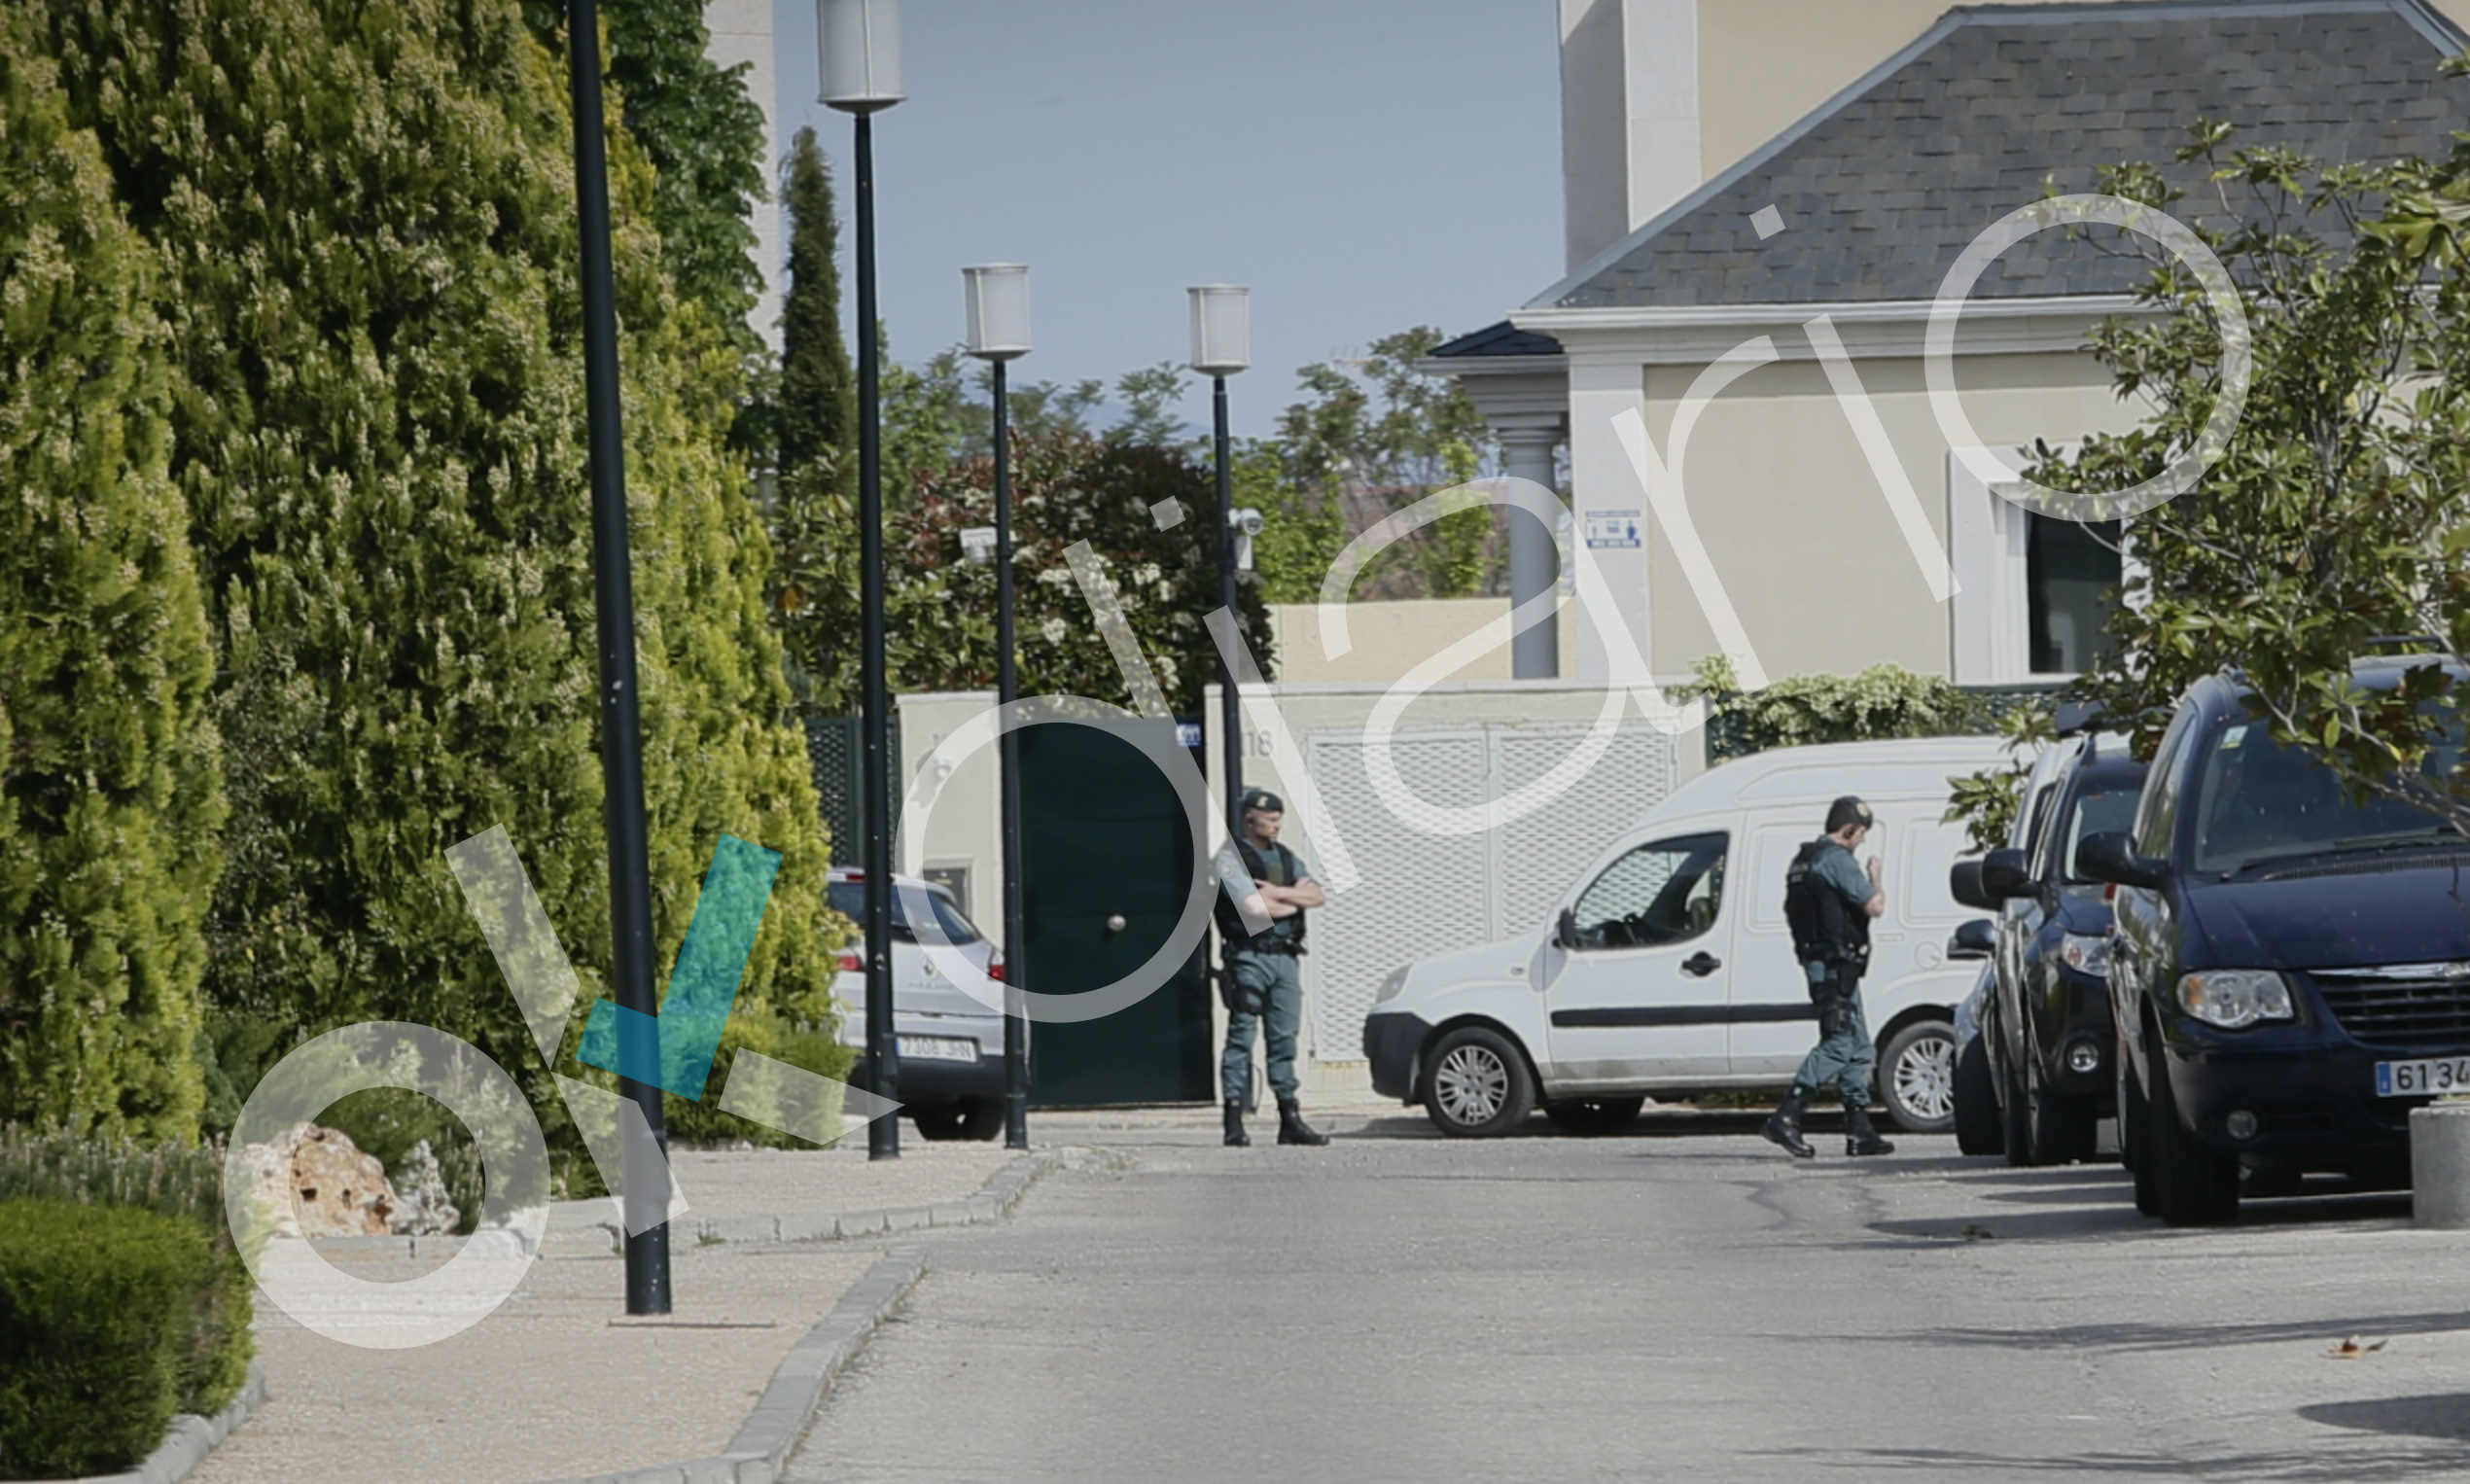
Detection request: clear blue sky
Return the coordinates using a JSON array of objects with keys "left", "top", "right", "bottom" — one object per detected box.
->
[{"left": 769, "top": 0, "right": 1564, "bottom": 440}]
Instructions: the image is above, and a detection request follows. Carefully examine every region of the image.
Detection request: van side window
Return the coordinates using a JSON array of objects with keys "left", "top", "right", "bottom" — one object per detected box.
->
[
  {"left": 1570, "top": 833, "right": 1726, "bottom": 950},
  {"left": 2134, "top": 707, "right": 2199, "bottom": 859}
]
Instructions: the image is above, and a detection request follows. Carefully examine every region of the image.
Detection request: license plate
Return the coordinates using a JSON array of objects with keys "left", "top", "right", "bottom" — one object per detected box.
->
[
  {"left": 2376, "top": 1057, "right": 2470, "bottom": 1096},
  {"left": 900, "top": 1036, "right": 977, "bottom": 1064}
]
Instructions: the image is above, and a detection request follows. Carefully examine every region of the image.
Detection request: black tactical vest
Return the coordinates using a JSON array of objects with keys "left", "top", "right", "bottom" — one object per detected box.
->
[
  {"left": 1782, "top": 838, "right": 1870, "bottom": 969},
  {"left": 1214, "top": 836, "right": 1307, "bottom": 954}
]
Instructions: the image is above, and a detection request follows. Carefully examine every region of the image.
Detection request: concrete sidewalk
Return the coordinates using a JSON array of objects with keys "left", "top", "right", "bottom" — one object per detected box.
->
[{"left": 193, "top": 1141, "right": 1023, "bottom": 1484}]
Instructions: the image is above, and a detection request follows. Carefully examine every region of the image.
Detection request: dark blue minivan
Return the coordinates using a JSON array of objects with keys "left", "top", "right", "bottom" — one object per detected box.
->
[{"left": 2080, "top": 656, "right": 2470, "bottom": 1226}]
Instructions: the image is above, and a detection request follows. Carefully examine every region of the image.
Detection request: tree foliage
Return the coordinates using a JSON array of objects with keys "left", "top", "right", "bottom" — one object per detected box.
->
[
  {"left": 798, "top": 430, "right": 1274, "bottom": 718},
  {"left": 38, "top": 0, "right": 839, "bottom": 1147},
  {"left": 0, "top": 31, "right": 223, "bottom": 1141},
  {"left": 524, "top": 0, "right": 767, "bottom": 364},
  {"left": 1267, "top": 328, "right": 1498, "bottom": 601},
  {"left": 1965, "top": 123, "right": 2470, "bottom": 838}
]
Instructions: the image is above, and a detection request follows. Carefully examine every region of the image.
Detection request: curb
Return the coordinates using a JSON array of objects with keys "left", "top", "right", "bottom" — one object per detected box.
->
[
  {"left": 536, "top": 1245, "right": 927, "bottom": 1484},
  {"left": 312, "top": 1148, "right": 1071, "bottom": 1262},
  {"left": 525, "top": 1148, "right": 1078, "bottom": 1484},
  {"left": 37, "top": 1363, "right": 269, "bottom": 1484}
]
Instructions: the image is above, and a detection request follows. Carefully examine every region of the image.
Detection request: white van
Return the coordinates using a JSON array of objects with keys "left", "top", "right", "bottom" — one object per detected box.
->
[{"left": 1361, "top": 735, "right": 2012, "bottom": 1138}]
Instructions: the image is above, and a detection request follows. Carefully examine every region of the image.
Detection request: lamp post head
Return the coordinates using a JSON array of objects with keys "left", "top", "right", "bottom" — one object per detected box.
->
[
  {"left": 1186, "top": 286, "right": 1250, "bottom": 376},
  {"left": 961, "top": 265, "right": 1031, "bottom": 362},
  {"left": 818, "top": 0, "right": 903, "bottom": 114}
]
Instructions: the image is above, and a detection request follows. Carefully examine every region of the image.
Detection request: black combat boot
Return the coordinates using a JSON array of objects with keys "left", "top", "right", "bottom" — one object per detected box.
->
[
  {"left": 1223, "top": 1100, "right": 1251, "bottom": 1148},
  {"left": 1762, "top": 1084, "right": 1817, "bottom": 1159},
  {"left": 1845, "top": 1104, "right": 1896, "bottom": 1157},
  {"left": 1276, "top": 1099, "right": 1329, "bottom": 1147}
]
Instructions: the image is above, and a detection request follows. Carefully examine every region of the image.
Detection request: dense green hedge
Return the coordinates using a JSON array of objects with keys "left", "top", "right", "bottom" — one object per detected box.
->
[
  {"left": 0, "top": 1131, "right": 256, "bottom": 1434},
  {"left": 0, "top": 1201, "right": 228, "bottom": 1478}
]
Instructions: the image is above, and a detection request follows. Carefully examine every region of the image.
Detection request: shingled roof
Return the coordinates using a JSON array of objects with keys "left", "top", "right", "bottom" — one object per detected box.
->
[{"left": 1533, "top": 0, "right": 2470, "bottom": 311}]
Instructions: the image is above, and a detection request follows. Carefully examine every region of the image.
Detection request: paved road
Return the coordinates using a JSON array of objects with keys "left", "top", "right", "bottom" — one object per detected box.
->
[{"left": 787, "top": 1109, "right": 2469, "bottom": 1482}]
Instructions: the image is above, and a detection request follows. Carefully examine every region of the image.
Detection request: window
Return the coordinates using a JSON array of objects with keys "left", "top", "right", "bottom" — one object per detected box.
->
[
  {"left": 2134, "top": 707, "right": 2199, "bottom": 859},
  {"left": 1950, "top": 453, "right": 2125, "bottom": 683},
  {"left": 2050, "top": 780, "right": 2144, "bottom": 884},
  {"left": 2027, "top": 514, "right": 2121, "bottom": 675},
  {"left": 1570, "top": 833, "right": 1726, "bottom": 949},
  {"left": 2189, "top": 716, "right": 2467, "bottom": 874},
  {"left": 828, "top": 881, "right": 984, "bottom": 945}
]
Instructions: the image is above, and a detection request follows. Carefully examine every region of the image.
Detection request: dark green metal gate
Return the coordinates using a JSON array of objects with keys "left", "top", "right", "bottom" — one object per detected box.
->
[{"left": 1017, "top": 718, "right": 1215, "bottom": 1106}]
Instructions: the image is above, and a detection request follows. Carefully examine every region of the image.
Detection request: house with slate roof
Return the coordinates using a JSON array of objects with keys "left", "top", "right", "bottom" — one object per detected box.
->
[{"left": 1433, "top": 0, "right": 2470, "bottom": 690}]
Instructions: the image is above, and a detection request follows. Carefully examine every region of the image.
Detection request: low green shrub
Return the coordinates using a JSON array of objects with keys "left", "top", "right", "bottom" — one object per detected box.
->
[
  {"left": 0, "top": 1131, "right": 255, "bottom": 1419},
  {"left": 0, "top": 1200, "right": 212, "bottom": 1478}
]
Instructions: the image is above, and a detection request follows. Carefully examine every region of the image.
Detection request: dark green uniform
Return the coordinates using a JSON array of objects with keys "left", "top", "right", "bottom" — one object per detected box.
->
[
  {"left": 1216, "top": 836, "right": 1308, "bottom": 1108},
  {"left": 1792, "top": 842, "right": 1878, "bottom": 1107}
]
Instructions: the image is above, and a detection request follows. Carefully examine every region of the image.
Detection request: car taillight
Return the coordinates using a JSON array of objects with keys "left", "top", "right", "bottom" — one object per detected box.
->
[
  {"left": 987, "top": 959, "right": 1006, "bottom": 981},
  {"left": 836, "top": 951, "right": 861, "bottom": 972}
]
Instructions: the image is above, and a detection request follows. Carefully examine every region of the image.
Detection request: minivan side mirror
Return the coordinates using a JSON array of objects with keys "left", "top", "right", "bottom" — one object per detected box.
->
[
  {"left": 2076, "top": 830, "right": 2168, "bottom": 891},
  {"left": 1555, "top": 906, "right": 1577, "bottom": 949},
  {"left": 1949, "top": 859, "right": 1998, "bottom": 912},
  {"left": 1979, "top": 846, "right": 2033, "bottom": 900},
  {"left": 1948, "top": 918, "right": 1996, "bottom": 960}
]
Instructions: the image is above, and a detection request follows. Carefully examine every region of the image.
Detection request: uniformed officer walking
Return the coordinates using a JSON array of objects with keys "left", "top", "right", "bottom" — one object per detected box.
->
[
  {"left": 1764, "top": 795, "right": 1896, "bottom": 1159},
  {"left": 1214, "top": 788, "right": 1329, "bottom": 1148}
]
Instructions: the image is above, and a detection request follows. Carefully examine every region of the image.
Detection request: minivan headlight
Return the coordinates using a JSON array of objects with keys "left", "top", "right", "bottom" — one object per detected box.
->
[
  {"left": 1374, "top": 966, "right": 1409, "bottom": 1005},
  {"left": 2060, "top": 933, "right": 2112, "bottom": 977},
  {"left": 2177, "top": 970, "right": 2294, "bottom": 1030}
]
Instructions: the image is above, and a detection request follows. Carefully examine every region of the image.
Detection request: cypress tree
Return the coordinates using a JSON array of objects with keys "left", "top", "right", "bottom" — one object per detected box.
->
[
  {"left": 0, "top": 30, "right": 223, "bottom": 1140},
  {"left": 777, "top": 128, "right": 856, "bottom": 484},
  {"left": 768, "top": 126, "right": 861, "bottom": 715},
  {"left": 40, "top": 0, "right": 837, "bottom": 1137}
]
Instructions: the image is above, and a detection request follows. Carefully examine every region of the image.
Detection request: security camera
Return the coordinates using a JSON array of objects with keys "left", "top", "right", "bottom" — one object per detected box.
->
[{"left": 1229, "top": 507, "right": 1265, "bottom": 573}]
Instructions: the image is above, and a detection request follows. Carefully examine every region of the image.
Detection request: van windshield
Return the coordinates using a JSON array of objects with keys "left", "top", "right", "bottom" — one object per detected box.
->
[
  {"left": 2189, "top": 719, "right": 2468, "bottom": 874},
  {"left": 827, "top": 882, "right": 984, "bottom": 945}
]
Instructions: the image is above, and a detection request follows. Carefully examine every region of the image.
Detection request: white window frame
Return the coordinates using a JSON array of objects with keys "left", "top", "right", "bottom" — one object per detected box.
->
[
  {"left": 1948, "top": 448, "right": 2034, "bottom": 685},
  {"left": 1948, "top": 446, "right": 2136, "bottom": 685}
]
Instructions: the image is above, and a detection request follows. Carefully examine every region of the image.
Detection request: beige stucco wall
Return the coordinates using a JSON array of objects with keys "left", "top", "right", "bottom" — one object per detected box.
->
[
  {"left": 1694, "top": 0, "right": 2470, "bottom": 186},
  {"left": 1269, "top": 597, "right": 1582, "bottom": 687},
  {"left": 1635, "top": 349, "right": 2129, "bottom": 678}
]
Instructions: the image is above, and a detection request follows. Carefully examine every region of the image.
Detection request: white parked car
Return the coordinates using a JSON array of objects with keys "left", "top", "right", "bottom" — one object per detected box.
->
[
  {"left": 829, "top": 869, "right": 1012, "bottom": 1141},
  {"left": 1362, "top": 735, "right": 2012, "bottom": 1137}
]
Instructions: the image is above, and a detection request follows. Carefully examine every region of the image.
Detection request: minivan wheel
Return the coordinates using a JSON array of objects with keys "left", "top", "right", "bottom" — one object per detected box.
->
[
  {"left": 1542, "top": 1096, "right": 1644, "bottom": 1135},
  {"left": 2120, "top": 1056, "right": 2161, "bottom": 1217},
  {"left": 2146, "top": 1051, "right": 2240, "bottom": 1226},
  {"left": 1998, "top": 1049, "right": 2034, "bottom": 1168},
  {"left": 2024, "top": 1051, "right": 2100, "bottom": 1165},
  {"left": 1953, "top": 1036, "right": 2004, "bottom": 1156},
  {"left": 1422, "top": 1027, "right": 1535, "bottom": 1138}
]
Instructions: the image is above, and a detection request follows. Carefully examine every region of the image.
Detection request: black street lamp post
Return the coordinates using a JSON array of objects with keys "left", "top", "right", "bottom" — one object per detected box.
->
[
  {"left": 565, "top": 0, "right": 670, "bottom": 1314},
  {"left": 1187, "top": 287, "right": 1252, "bottom": 840},
  {"left": 961, "top": 265, "right": 1033, "bottom": 1151},
  {"left": 819, "top": 0, "right": 904, "bottom": 1161}
]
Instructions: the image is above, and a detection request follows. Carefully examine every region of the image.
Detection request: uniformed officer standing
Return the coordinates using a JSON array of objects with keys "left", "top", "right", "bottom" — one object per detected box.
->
[
  {"left": 1214, "top": 788, "right": 1329, "bottom": 1148},
  {"left": 1764, "top": 795, "right": 1896, "bottom": 1159}
]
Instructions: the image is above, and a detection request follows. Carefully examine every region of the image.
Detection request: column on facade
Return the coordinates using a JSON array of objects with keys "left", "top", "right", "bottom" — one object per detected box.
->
[
  {"left": 1565, "top": 355, "right": 1652, "bottom": 687},
  {"left": 1492, "top": 413, "right": 1567, "bottom": 680}
]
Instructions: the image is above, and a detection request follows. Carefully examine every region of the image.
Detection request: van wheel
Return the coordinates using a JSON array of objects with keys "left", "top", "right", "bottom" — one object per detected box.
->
[
  {"left": 2147, "top": 1050, "right": 2240, "bottom": 1226},
  {"left": 1954, "top": 1036, "right": 2004, "bottom": 1156},
  {"left": 1422, "top": 1027, "right": 1535, "bottom": 1138},
  {"left": 1542, "top": 1096, "right": 1644, "bottom": 1135},
  {"left": 1879, "top": 1021, "right": 1957, "bottom": 1134}
]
